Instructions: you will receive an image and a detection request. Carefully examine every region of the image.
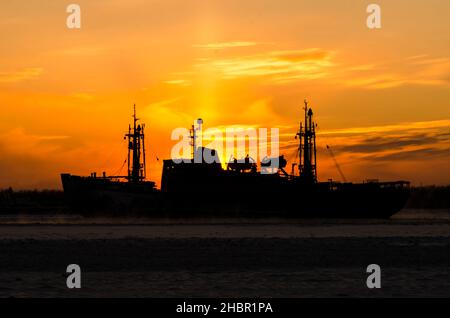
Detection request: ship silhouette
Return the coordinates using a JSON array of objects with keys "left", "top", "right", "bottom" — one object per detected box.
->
[{"left": 61, "top": 102, "right": 410, "bottom": 218}]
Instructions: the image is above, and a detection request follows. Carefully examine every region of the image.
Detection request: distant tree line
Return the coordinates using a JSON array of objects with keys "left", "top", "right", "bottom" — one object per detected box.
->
[{"left": 0, "top": 188, "right": 67, "bottom": 214}]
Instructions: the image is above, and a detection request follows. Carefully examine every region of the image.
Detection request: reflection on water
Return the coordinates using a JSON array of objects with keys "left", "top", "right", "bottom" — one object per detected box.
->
[
  {"left": 0, "top": 209, "right": 449, "bottom": 240},
  {"left": 0, "top": 209, "right": 449, "bottom": 225},
  {"left": 392, "top": 209, "right": 450, "bottom": 220}
]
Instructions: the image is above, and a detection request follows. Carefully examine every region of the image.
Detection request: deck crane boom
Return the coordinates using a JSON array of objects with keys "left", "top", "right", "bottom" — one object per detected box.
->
[{"left": 326, "top": 145, "right": 347, "bottom": 182}]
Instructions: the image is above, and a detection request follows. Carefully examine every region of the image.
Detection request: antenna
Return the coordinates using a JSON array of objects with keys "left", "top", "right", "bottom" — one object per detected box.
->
[{"left": 125, "top": 104, "right": 146, "bottom": 182}]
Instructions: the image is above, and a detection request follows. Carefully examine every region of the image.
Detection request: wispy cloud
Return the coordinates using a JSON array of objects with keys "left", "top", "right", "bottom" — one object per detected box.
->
[
  {"left": 164, "top": 79, "right": 192, "bottom": 86},
  {"left": 335, "top": 134, "right": 439, "bottom": 154},
  {"left": 316, "top": 119, "right": 450, "bottom": 168},
  {"left": 370, "top": 147, "right": 450, "bottom": 161},
  {"left": 174, "top": 44, "right": 450, "bottom": 90},
  {"left": 0, "top": 68, "right": 43, "bottom": 83},
  {"left": 318, "top": 119, "right": 450, "bottom": 136},
  {"left": 0, "top": 128, "right": 72, "bottom": 156},
  {"left": 143, "top": 97, "right": 191, "bottom": 126},
  {"left": 193, "top": 42, "right": 261, "bottom": 50},
  {"left": 195, "top": 48, "right": 334, "bottom": 82},
  {"left": 268, "top": 118, "right": 450, "bottom": 183},
  {"left": 342, "top": 55, "right": 450, "bottom": 90}
]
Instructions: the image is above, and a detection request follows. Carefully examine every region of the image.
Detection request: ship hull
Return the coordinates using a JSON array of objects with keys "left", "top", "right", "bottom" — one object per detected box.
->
[
  {"left": 61, "top": 169, "right": 410, "bottom": 219},
  {"left": 161, "top": 184, "right": 410, "bottom": 219},
  {"left": 61, "top": 174, "right": 160, "bottom": 216}
]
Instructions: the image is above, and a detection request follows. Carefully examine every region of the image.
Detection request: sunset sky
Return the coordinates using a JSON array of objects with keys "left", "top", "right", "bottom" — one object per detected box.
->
[{"left": 1, "top": 0, "right": 450, "bottom": 189}]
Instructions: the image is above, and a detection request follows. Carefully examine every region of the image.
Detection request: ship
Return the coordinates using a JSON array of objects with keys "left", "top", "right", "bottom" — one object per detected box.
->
[{"left": 61, "top": 102, "right": 410, "bottom": 218}]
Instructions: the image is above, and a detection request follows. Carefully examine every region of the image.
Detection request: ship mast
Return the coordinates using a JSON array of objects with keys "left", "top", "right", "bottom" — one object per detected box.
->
[
  {"left": 125, "top": 104, "right": 146, "bottom": 182},
  {"left": 190, "top": 118, "right": 203, "bottom": 160},
  {"left": 296, "top": 100, "right": 317, "bottom": 183}
]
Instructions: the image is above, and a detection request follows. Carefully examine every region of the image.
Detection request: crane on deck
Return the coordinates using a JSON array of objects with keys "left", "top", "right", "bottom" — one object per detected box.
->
[{"left": 326, "top": 145, "right": 347, "bottom": 182}]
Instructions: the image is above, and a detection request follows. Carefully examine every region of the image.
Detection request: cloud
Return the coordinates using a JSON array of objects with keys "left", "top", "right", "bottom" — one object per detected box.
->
[
  {"left": 146, "top": 97, "right": 182, "bottom": 108},
  {"left": 0, "top": 128, "right": 73, "bottom": 155},
  {"left": 274, "top": 117, "right": 450, "bottom": 184},
  {"left": 370, "top": 147, "right": 450, "bottom": 161},
  {"left": 238, "top": 118, "right": 450, "bottom": 160},
  {"left": 344, "top": 76, "right": 448, "bottom": 90},
  {"left": 0, "top": 149, "right": 58, "bottom": 189},
  {"left": 171, "top": 42, "right": 450, "bottom": 90},
  {"left": 342, "top": 55, "right": 450, "bottom": 90},
  {"left": 314, "top": 119, "right": 450, "bottom": 170},
  {"left": 335, "top": 134, "right": 439, "bottom": 154},
  {"left": 273, "top": 49, "right": 332, "bottom": 62},
  {"left": 193, "top": 42, "right": 261, "bottom": 50},
  {"left": 143, "top": 97, "right": 192, "bottom": 127},
  {"left": 0, "top": 68, "right": 43, "bottom": 83},
  {"left": 0, "top": 128, "right": 83, "bottom": 188},
  {"left": 318, "top": 119, "right": 450, "bottom": 136},
  {"left": 164, "top": 79, "right": 191, "bottom": 86},
  {"left": 195, "top": 48, "right": 334, "bottom": 82}
]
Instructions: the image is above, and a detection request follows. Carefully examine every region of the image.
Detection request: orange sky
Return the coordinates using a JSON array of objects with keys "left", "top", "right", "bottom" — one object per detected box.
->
[{"left": 1, "top": 0, "right": 450, "bottom": 189}]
